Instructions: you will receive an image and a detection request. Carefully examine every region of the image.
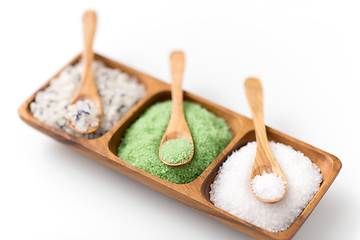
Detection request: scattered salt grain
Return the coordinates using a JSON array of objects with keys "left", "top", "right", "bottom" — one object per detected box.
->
[
  {"left": 251, "top": 172, "right": 286, "bottom": 201},
  {"left": 210, "top": 141, "right": 322, "bottom": 232},
  {"left": 65, "top": 99, "right": 100, "bottom": 132},
  {"left": 30, "top": 60, "right": 146, "bottom": 139}
]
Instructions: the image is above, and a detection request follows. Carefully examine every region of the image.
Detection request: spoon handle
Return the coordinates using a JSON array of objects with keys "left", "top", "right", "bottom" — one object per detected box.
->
[
  {"left": 83, "top": 11, "right": 96, "bottom": 65},
  {"left": 80, "top": 11, "right": 97, "bottom": 93},
  {"left": 245, "top": 78, "right": 274, "bottom": 167},
  {"left": 74, "top": 10, "right": 97, "bottom": 100},
  {"left": 170, "top": 51, "right": 185, "bottom": 122}
]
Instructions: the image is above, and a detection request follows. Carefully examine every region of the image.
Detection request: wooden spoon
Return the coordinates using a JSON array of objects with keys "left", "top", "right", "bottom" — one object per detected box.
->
[
  {"left": 67, "top": 10, "right": 102, "bottom": 134},
  {"left": 159, "top": 51, "right": 194, "bottom": 167},
  {"left": 244, "top": 78, "right": 287, "bottom": 203}
]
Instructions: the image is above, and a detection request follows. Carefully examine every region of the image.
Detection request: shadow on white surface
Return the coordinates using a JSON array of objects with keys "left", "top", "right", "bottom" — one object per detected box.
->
[{"left": 41, "top": 140, "right": 254, "bottom": 240}]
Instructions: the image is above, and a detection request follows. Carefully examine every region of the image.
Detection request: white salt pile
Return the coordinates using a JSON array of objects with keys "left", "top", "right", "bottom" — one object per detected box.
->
[
  {"left": 251, "top": 172, "right": 286, "bottom": 201},
  {"left": 30, "top": 60, "right": 146, "bottom": 139},
  {"left": 210, "top": 141, "right": 322, "bottom": 232},
  {"left": 65, "top": 99, "right": 100, "bottom": 132}
]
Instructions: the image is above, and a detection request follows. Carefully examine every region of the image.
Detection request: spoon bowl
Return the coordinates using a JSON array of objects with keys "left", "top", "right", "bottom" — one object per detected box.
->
[
  {"left": 245, "top": 78, "right": 287, "bottom": 203},
  {"left": 67, "top": 10, "right": 102, "bottom": 134},
  {"left": 159, "top": 51, "right": 194, "bottom": 167}
]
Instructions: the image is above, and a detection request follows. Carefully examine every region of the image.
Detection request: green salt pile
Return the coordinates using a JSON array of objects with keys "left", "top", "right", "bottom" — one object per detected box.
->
[
  {"left": 117, "top": 100, "right": 232, "bottom": 184},
  {"left": 160, "top": 139, "right": 193, "bottom": 164}
]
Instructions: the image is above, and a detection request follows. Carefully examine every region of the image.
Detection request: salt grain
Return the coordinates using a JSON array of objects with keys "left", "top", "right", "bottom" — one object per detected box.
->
[
  {"left": 160, "top": 138, "right": 193, "bottom": 164},
  {"left": 210, "top": 141, "right": 322, "bottom": 232},
  {"left": 30, "top": 60, "right": 146, "bottom": 139},
  {"left": 251, "top": 172, "right": 286, "bottom": 201},
  {"left": 65, "top": 99, "right": 100, "bottom": 132},
  {"left": 118, "top": 101, "right": 232, "bottom": 184}
]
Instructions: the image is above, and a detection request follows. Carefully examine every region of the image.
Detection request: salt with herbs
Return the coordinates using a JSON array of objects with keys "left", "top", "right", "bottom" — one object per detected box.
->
[
  {"left": 30, "top": 60, "right": 146, "bottom": 139},
  {"left": 65, "top": 99, "right": 100, "bottom": 132}
]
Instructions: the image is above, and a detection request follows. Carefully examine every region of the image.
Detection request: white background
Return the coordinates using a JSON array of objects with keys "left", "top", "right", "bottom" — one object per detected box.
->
[{"left": 1, "top": 0, "right": 359, "bottom": 239}]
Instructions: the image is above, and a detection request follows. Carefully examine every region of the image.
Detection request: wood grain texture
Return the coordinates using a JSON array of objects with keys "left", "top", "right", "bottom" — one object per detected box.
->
[
  {"left": 159, "top": 51, "right": 194, "bottom": 167},
  {"left": 18, "top": 53, "right": 342, "bottom": 240},
  {"left": 68, "top": 10, "right": 103, "bottom": 134},
  {"left": 245, "top": 78, "right": 287, "bottom": 203}
]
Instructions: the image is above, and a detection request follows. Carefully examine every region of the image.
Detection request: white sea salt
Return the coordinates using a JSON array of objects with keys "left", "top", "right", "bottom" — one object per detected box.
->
[
  {"left": 251, "top": 172, "right": 286, "bottom": 201},
  {"left": 65, "top": 99, "right": 100, "bottom": 132},
  {"left": 30, "top": 60, "right": 146, "bottom": 139},
  {"left": 210, "top": 141, "right": 322, "bottom": 232}
]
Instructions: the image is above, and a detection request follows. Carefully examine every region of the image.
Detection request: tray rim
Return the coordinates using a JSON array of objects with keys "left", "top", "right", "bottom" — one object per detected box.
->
[{"left": 18, "top": 53, "right": 342, "bottom": 240}]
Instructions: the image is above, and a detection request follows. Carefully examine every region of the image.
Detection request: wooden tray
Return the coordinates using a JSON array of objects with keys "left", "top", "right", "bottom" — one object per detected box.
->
[{"left": 18, "top": 53, "right": 342, "bottom": 240}]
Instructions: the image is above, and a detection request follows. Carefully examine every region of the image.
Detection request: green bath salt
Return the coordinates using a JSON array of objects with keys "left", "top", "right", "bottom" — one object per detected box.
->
[
  {"left": 160, "top": 139, "right": 193, "bottom": 164},
  {"left": 117, "top": 100, "right": 232, "bottom": 184}
]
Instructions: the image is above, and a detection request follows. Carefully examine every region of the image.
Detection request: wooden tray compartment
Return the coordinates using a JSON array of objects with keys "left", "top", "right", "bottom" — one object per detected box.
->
[
  {"left": 108, "top": 89, "right": 244, "bottom": 160},
  {"left": 18, "top": 53, "right": 342, "bottom": 240},
  {"left": 201, "top": 128, "right": 341, "bottom": 240}
]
